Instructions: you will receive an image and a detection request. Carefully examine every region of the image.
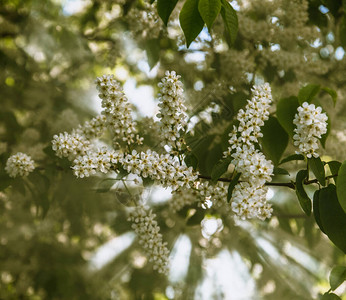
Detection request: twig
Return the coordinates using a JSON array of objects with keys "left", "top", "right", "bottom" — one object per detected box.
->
[{"left": 197, "top": 173, "right": 338, "bottom": 190}]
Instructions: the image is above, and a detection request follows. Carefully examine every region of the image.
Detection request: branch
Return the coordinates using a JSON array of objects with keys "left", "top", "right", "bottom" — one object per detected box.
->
[
  {"left": 304, "top": 174, "right": 338, "bottom": 185},
  {"left": 198, "top": 174, "right": 295, "bottom": 189},
  {"left": 198, "top": 173, "right": 338, "bottom": 190}
]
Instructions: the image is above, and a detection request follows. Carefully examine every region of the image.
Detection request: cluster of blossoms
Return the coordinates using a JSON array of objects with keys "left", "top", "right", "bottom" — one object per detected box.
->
[
  {"left": 71, "top": 147, "right": 123, "bottom": 178},
  {"left": 128, "top": 206, "right": 169, "bottom": 274},
  {"left": 122, "top": 150, "right": 198, "bottom": 190},
  {"left": 95, "top": 74, "right": 142, "bottom": 145},
  {"left": 156, "top": 71, "right": 188, "bottom": 150},
  {"left": 5, "top": 152, "right": 35, "bottom": 178},
  {"left": 226, "top": 83, "right": 274, "bottom": 220},
  {"left": 75, "top": 115, "right": 107, "bottom": 140},
  {"left": 48, "top": 73, "right": 200, "bottom": 274},
  {"left": 197, "top": 181, "right": 229, "bottom": 209},
  {"left": 169, "top": 181, "right": 228, "bottom": 212},
  {"left": 52, "top": 131, "right": 90, "bottom": 160},
  {"left": 293, "top": 102, "right": 328, "bottom": 158}
]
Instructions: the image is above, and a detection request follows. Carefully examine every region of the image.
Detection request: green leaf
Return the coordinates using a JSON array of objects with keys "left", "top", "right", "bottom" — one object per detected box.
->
[
  {"left": 321, "top": 293, "right": 342, "bottom": 300},
  {"left": 142, "top": 177, "right": 155, "bottom": 187},
  {"left": 276, "top": 96, "right": 300, "bottom": 138},
  {"left": 261, "top": 116, "right": 288, "bottom": 165},
  {"left": 205, "top": 143, "right": 223, "bottom": 176},
  {"left": 279, "top": 153, "right": 305, "bottom": 165},
  {"left": 157, "top": 0, "right": 179, "bottom": 26},
  {"left": 273, "top": 167, "right": 290, "bottom": 176},
  {"left": 321, "top": 87, "right": 337, "bottom": 106},
  {"left": 0, "top": 172, "right": 13, "bottom": 191},
  {"left": 330, "top": 266, "right": 346, "bottom": 290},
  {"left": 227, "top": 172, "right": 241, "bottom": 203},
  {"left": 308, "top": 157, "right": 326, "bottom": 186},
  {"left": 179, "top": 0, "right": 205, "bottom": 47},
  {"left": 295, "top": 170, "right": 311, "bottom": 216},
  {"left": 220, "top": 0, "right": 238, "bottom": 45},
  {"left": 298, "top": 84, "right": 320, "bottom": 105},
  {"left": 320, "top": 111, "right": 331, "bottom": 148},
  {"left": 336, "top": 160, "right": 346, "bottom": 214},
  {"left": 184, "top": 152, "right": 199, "bottom": 169},
  {"left": 313, "top": 189, "right": 325, "bottom": 233},
  {"left": 198, "top": 0, "right": 221, "bottom": 31},
  {"left": 186, "top": 209, "right": 205, "bottom": 226},
  {"left": 319, "top": 184, "right": 346, "bottom": 253},
  {"left": 211, "top": 157, "right": 231, "bottom": 183},
  {"left": 328, "top": 161, "right": 341, "bottom": 176},
  {"left": 340, "top": 15, "right": 346, "bottom": 47},
  {"left": 144, "top": 39, "right": 160, "bottom": 69},
  {"left": 95, "top": 178, "right": 116, "bottom": 193}
]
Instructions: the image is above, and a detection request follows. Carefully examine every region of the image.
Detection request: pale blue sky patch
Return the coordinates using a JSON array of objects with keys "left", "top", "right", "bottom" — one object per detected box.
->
[
  {"left": 62, "top": 0, "right": 89, "bottom": 16},
  {"left": 89, "top": 232, "right": 135, "bottom": 270},
  {"left": 195, "top": 249, "right": 257, "bottom": 299},
  {"left": 335, "top": 46, "right": 345, "bottom": 60},
  {"left": 169, "top": 234, "right": 192, "bottom": 283}
]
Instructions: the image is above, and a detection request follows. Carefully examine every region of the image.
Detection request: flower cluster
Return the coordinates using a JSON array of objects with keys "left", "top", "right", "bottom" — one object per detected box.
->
[
  {"left": 226, "top": 83, "right": 274, "bottom": 220},
  {"left": 198, "top": 181, "right": 229, "bottom": 210},
  {"left": 156, "top": 71, "right": 188, "bottom": 150},
  {"left": 169, "top": 188, "right": 198, "bottom": 212},
  {"left": 128, "top": 206, "right": 169, "bottom": 274},
  {"left": 5, "top": 152, "right": 35, "bottom": 178},
  {"left": 51, "top": 132, "right": 90, "bottom": 160},
  {"left": 122, "top": 150, "right": 198, "bottom": 190},
  {"left": 169, "top": 181, "right": 228, "bottom": 213},
  {"left": 293, "top": 102, "right": 328, "bottom": 158},
  {"left": 75, "top": 115, "right": 107, "bottom": 140},
  {"left": 95, "top": 74, "right": 142, "bottom": 145},
  {"left": 71, "top": 147, "right": 123, "bottom": 178},
  {"left": 231, "top": 182, "right": 273, "bottom": 221}
]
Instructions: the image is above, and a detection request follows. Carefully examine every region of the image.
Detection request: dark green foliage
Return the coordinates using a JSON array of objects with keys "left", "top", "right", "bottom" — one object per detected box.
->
[
  {"left": 198, "top": 0, "right": 221, "bottom": 31},
  {"left": 211, "top": 157, "right": 232, "bottom": 183},
  {"left": 308, "top": 157, "right": 326, "bottom": 186},
  {"left": 220, "top": 0, "right": 238, "bottom": 45},
  {"left": 186, "top": 208, "right": 205, "bottom": 226},
  {"left": 261, "top": 116, "right": 289, "bottom": 165},
  {"left": 298, "top": 84, "right": 320, "bottom": 104},
  {"left": 328, "top": 160, "right": 341, "bottom": 176},
  {"left": 336, "top": 160, "right": 346, "bottom": 213},
  {"left": 227, "top": 172, "right": 241, "bottom": 202},
  {"left": 157, "top": 0, "right": 179, "bottom": 26},
  {"left": 276, "top": 96, "right": 300, "bottom": 138},
  {"left": 318, "top": 184, "right": 346, "bottom": 253},
  {"left": 295, "top": 170, "right": 312, "bottom": 216},
  {"left": 313, "top": 189, "right": 325, "bottom": 233},
  {"left": 279, "top": 154, "right": 305, "bottom": 165},
  {"left": 329, "top": 265, "right": 346, "bottom": 290},
  {"left": 179, "top": 0, "right": 205, "bottom": 47}
]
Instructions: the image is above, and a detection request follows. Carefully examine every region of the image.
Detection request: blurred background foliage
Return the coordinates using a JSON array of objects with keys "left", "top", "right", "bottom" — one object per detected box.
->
[{"left": 1, "top": 0, "right": 346, "bottom": 299}]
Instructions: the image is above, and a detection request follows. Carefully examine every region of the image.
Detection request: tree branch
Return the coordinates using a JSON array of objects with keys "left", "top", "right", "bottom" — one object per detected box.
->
[{"left": 198, "top": 173, "right": 339, "bottom": 190}]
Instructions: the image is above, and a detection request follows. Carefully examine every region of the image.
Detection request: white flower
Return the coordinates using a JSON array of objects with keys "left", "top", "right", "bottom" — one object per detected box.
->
[
  {"left": 52, "top": 132, "right": 90, "bottom": 160},
  {"left": 128, "top": 206, "right": 169, "bottom": 274},
  {"left": 226, "top": 83, "right": 274, "bottom": 220},
  {"left": 5, "top": 152, "right": 35, "bottom": 178},
  {"left": 156, "top": 71, "right": 188, "bottom": 150},
  {"left": 95, "top": 74, "right": 141, "bottom": 145},
  {"left": 71, "top": 148, "right": 123, "bottom": 178},
  {"left": 75, "top": 115, "right": 107, "bottom": 140},
  {"left": 293, "top": 102, "right": 328, "bottom": 158}
]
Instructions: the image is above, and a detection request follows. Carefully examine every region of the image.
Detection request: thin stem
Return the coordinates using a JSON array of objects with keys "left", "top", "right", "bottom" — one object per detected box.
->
[
  {"left": 304, "top": 174, "right": 337, "bottom": 185},
  {"left": 197, "top": 173, "right": 338, "bottom": 190}
]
